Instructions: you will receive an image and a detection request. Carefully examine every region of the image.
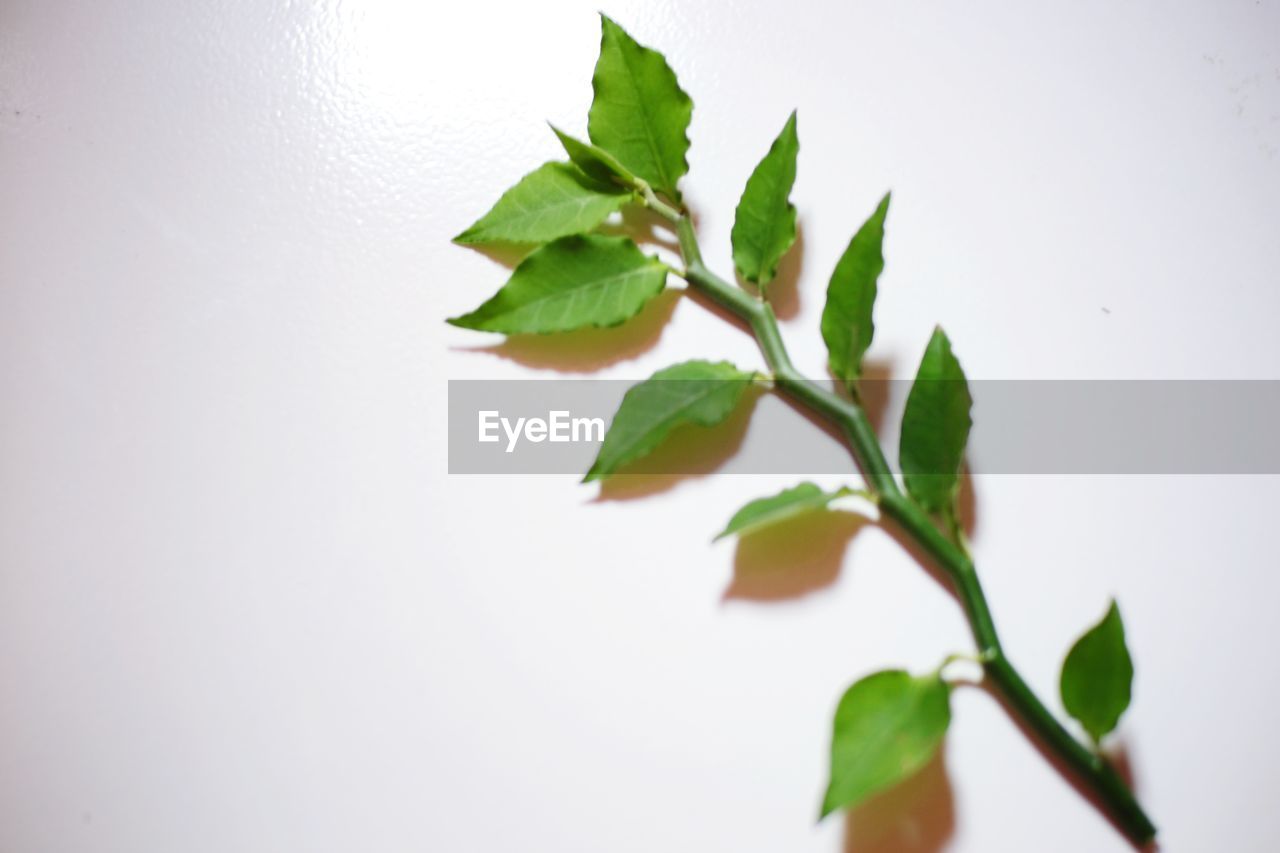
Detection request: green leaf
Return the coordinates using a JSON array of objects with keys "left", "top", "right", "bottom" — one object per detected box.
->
[
  {"left": 714, "top": 481, "right": 849, "bottom": 541},
  {"left": 585, "top": 360, "right": 754, "bottom": 481},
  {"left": 731, "top": 111, "right": 800, "bottom": 288},
  {"left": 899, "top": 327, "right": 972, "bottom": 513},
  {"left": 821, "top": 670, "right": 951, "bottom": 818},
  {"left": 447, "top": 234, "right": 667, "bottom": 334},
  {"left": 454, "top": 162, "right": 632, "bottom": 246},
  {"left": 588, "top": 14, "right": 693, "bottom": 200},
  {"left": 821, "top": 193, "right": 890, "bottom": 387},
  {"left": 1060, "top": 600, "right": 1134, "bottom": 743},
  {"left": 550, "top": 124, "right": 639, "bottom": 189}
]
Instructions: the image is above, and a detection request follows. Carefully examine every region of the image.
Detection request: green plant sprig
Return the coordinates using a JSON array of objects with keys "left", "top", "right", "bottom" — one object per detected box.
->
[{"left": 450, "top": 13, "right": 1154, "bottom": 846}]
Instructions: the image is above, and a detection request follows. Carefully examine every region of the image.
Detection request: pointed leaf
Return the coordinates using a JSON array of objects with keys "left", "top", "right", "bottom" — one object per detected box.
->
[
  {"left": 821, "top": 670, "right": 951, "bottom": 817},
  {"left": 899, "top": 327, "right": 972, "bottom": 512},
  {"left": 1060, "top": 600, "right": 1134, "bottom": 743},
  {"left": 714, "top": 481, "right": 847, "bottom": 541},
  {"left": 550, "top": 124, "right": 639, "bottom": 189},
  {"left": 454, "top": 162, "right": 631, "bottom": 246},
  {"left": 731, "top": 111, "right": 799, "bottom": 288},
  {"left": 585, "top": 360, "right": 754, "bottom": 481},
  {"left": 447, "top": 234, "right": 667, "bottom": 334},
  {"left": 821, "top": 193, "right": 890, "bottom": 386},
  {"left": 588, "top": 14, "right": 693, "bottom": 199}
]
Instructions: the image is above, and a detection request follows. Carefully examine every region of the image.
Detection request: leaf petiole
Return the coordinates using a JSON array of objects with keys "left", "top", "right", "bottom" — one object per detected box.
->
[{"left": 638, "top": 180, "right": 684, "bottom": 222}]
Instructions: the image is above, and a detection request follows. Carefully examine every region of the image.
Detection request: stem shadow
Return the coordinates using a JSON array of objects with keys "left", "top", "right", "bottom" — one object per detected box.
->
[
  {"left": 877, "top": 516, "right": 965, "bottom": 609},
  {"left": 883, "top": 505, "right": 1156, "bottom": 849},
  {"left": 973, "top": 680, "right": 1154, "bottom": 851}
]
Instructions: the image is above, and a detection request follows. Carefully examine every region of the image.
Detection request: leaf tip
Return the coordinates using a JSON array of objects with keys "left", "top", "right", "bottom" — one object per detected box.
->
[
  {"left": 447, "top": 316, "right": 493, "bottom": 335},
  {"left": 597, "top": 11, "right": 623, "bottom": 37},
  {"left": 817, "top": 791, "right": 839, "bottom": 822},
  {"left": 546, "top": 121, "right": 576, "bottom": 146}
]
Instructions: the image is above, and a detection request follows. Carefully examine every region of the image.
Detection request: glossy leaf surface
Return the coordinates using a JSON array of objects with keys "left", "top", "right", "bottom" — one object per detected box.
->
[
  {"left": 731, "top": 111, "right": 799, "bottom": 287},
  {"left": 588, "top": 15, "right": 693, "bottom": 199},
  {"left": 448, "top": 234, "right": 666, "bottom": 334},
  {"left": 585, "top": 360, "right": 754, "bottom": 481},
  {"left": 821, "top": 193, "right": 890, "bottom": 386},
  {"left": 899, "top": 327, "right": 972, "bottom": 512},
  {"left": 1061, "top": 600, "right": 1134, "bottom": 743},
  {"left": 822, "top": 670, "right": 951, "bottom": 817},
  {"left": 454, "top": 161, "right": 630, "bottom": 246},
  {"left": 714, "top": 481, "right": 846, "bottom": 540}
]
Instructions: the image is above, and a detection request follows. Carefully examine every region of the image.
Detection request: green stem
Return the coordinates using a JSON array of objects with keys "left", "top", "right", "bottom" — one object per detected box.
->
[{"left": 668, "top": 213, "right": 1155, "bottom": 846}]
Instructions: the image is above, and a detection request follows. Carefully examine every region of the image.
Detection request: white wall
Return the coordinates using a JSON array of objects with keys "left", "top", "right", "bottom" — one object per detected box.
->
[{"left": 2, "top": 1, "right": 1278, "bottom": 850}]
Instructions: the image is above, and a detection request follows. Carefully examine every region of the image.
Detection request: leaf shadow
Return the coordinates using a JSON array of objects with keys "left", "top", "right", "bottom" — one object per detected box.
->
[
  {"left": 856, "top": 358, "right": 897, "bottom": 439},
  {"left": 459, "top": 240, "right": 529, "bottom": 271},
  {"left": 599, "top": 203, "right": 681, "bottom": 254},
  {"left": 764, "top": 219, "right": 806, "bottom": 321},
  {"left": 842, "top": 748, "right": 956, "bottom": 853},
  {"left": 884, "top": 509, "right": 1160, "bottom": 850},
  {"left": 731, "top": 219, "right": 807, "bottom": 321},
  {"left": 590, "top": 386, "right": 763, "bottom": 502},
  {"left": 955, "top": 468, "right": 978, "bottom": 539},
  {"left": 452, "top": 289, "right": 681, "bottom": 374},
  {"left": 723, "top": 509, "right": 867, "bottom": 602}
]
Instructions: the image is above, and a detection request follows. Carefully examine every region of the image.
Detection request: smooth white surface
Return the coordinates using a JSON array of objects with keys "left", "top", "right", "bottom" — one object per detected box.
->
[{"left": 2, "top": 1, "right": 1279, "bottom": 851}]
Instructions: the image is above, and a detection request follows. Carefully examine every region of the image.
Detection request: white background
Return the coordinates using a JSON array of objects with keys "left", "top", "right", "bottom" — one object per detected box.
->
[{"left": 3, "top": 1, "right": 1279, "bottom": 851}]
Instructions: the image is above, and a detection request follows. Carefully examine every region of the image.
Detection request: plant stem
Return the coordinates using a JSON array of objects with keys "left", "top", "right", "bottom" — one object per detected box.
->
[{"left": 668, "top": 214, "right": 1155, "bottom": 845}]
